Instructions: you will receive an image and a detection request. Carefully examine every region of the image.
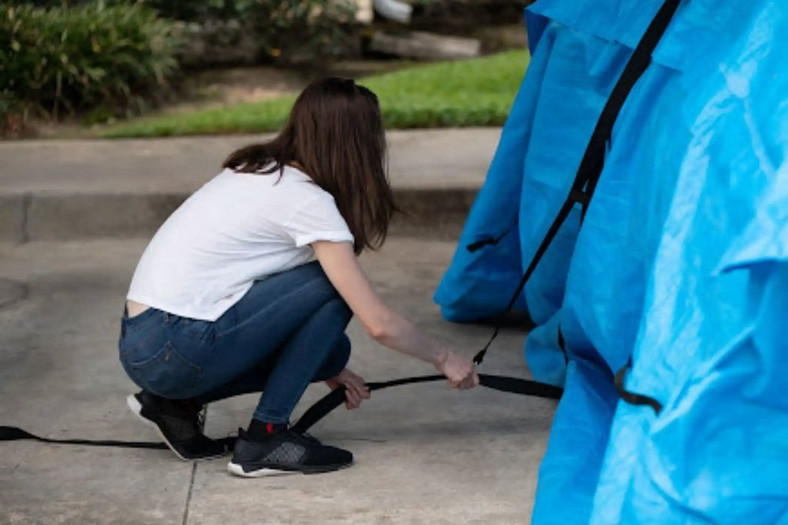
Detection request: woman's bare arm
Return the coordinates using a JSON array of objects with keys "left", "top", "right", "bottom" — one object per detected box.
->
[{"left": 312, "top": 241, "right": 478, "bottom": 389}]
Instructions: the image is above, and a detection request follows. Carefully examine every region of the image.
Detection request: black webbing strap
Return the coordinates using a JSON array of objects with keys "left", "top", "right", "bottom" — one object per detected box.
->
[
  {"left": 292, "top": 373, "right": 563, "bottom": 433},
  {"left": 472, "top": 197, "right": 576, "bottom": 365},
  {"left": 557, "top": 328, "right": 569, "bottom": 365},
  {"left": 614, "top": 359, "right": 663, "bottom": 414},
  {"left": 0, "top": 425, "right": 237, "bottom": 451},
  {"left": 0, "top": 376, "right": 561, "bottom": 450},
  {"left": 471, "top": 0, "right": 681, "bottom": 369},
  {"left": 0, "top": 425, "right": 170, "bottom": 449}
]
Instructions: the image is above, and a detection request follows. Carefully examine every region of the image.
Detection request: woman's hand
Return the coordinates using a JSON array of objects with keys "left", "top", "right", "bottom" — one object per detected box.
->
[
  {"left": 325, "top": 368, "right": 371, "bottom": 410},
  {"left": 434, "top": 348, "right": 480, "bottom": 390}
]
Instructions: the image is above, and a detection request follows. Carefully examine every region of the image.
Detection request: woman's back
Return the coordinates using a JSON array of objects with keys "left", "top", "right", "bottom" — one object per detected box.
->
[{"left": 127, "top": 166, "right": 353, "bottom": 321}]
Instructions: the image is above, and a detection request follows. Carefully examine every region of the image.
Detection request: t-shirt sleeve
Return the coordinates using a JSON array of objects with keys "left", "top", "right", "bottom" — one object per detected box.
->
[{"left": 282, "top": 193, "right": 354, "bottom": 248}]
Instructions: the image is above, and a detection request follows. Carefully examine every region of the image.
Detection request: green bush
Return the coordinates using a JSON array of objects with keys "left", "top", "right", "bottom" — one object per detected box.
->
[
  {"left": 0, "top": 1, "right": 180, "bottom": 123},
  {"left": 17, "top": 1, "right": 358, "bottom": 63},
  {"left": 149, "top": 0, "right": 359, "bottom": 64}
]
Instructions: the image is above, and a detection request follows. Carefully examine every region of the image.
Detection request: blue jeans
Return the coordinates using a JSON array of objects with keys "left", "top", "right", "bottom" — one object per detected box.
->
[{"left": 118, "top": 262, "right": 352, "bottom": 424}]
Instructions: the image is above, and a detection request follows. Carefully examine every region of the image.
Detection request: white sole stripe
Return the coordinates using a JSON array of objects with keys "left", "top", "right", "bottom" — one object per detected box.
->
[{"left": 227, "top": 462, "right": 296, "bottom": 478}]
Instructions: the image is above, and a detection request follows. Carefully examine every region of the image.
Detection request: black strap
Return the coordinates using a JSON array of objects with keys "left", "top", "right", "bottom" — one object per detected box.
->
[
  {"left": 473, "top": 197, "right": 576, "bottom": 365},
  {"left": 0, "top": 425, "right": 234, "bottom": 450},
  {"left": 557, "top": 327, "right": 569, "bottom": 364},
  {"left": 292, "top": 373, "right": 563, "bottom": 433},
  {"left": 1, "top": 376, "right": 560, "bottom": 450},
  {"left": 614, "top": 359, "right": 662, "bottom": 414},
  {"left": 472, "top": 0, "right": 681, "bottom": 367}
]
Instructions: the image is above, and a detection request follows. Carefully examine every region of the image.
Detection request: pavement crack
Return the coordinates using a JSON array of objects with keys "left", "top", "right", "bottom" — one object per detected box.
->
[
  {"left": 342, "top": 437, "right": 387, "bottom": 443},
  {"left": 182, "top": 462, "right": 197, "bottom": 525}
]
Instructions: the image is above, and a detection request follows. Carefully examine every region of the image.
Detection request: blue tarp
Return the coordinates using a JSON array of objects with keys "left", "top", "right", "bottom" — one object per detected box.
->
[{"left": 434, "top": 0, "right": 788, "bottom": 522}]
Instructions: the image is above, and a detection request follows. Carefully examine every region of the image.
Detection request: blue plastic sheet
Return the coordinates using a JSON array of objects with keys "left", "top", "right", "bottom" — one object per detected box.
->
[{"left": 434, "top": 0, "right": 788, "bottom": 522}]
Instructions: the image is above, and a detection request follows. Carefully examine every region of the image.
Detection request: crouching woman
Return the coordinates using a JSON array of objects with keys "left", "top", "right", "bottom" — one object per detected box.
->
[{"left": 118, "top": 77, "right": 478, "bottom": 477}]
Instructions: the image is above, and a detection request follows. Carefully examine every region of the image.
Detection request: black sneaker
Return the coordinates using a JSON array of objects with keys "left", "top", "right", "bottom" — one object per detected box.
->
[
  {"left": 127, "top": 391, "right": 228, "bottom": 461},
  {"left": 227, "top": 427, "right": 353, "bottom": 477}
]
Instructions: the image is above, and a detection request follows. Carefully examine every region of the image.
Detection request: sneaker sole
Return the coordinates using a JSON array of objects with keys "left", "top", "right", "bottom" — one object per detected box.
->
[
  {"left": 126, "top": 394, "right": 225, "bottom": 462},
  {"left": 226, "top": 461, "right": 352, "bottom": 478}
]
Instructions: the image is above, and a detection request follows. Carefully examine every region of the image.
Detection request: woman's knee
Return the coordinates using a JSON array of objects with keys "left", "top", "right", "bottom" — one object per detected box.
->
[
  {"left": 316, "top": 296, "right": 352, "bottom": 323},
  {"left": 313, "top": 333, "right": 351, "bottom": 381},
  {"left": 255, "top": 261, "right": 342, "bottom": 306},
  {"left": 223, "top": 262, "right": 344, "bottom": 331}
]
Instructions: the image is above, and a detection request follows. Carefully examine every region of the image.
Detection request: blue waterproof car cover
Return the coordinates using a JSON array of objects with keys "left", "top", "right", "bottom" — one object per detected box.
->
[{"left": 435, "top": 0, "right": 788, "bottom": 522}]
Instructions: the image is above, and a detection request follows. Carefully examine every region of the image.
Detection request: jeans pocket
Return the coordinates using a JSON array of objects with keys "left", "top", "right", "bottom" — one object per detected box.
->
[
  {"left": 120, "top": 341, "right": 201, "bottom": 399},
  {"left": 120, "top": 308, "right": 166, "bottom": 351}
]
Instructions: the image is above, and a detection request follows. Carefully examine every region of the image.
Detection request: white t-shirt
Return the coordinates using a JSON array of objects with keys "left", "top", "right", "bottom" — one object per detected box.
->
[{"left": 127, "top": 166, "right": 354, "bottom": 321}]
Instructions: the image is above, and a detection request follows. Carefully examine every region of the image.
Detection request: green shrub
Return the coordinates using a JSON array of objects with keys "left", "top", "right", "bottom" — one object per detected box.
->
[
  {"left": 153, "top": 0, "right": 359, "bottom": 64},
  {"left": 0, "top": 1, "right": 180, "bottom": 122},
  {"left": 16, "top": 1, "right": 358, "bottom": 64}
]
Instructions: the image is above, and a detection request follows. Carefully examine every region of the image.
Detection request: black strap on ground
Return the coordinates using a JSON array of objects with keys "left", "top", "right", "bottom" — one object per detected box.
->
[
  {"left": 0, "top": 375, "right": 561, "bottom": 450},
  {"left": 471, "top": 0, "right": 681, "bottom": 368},
  {"left": 0, "top": 425, "right": 231, "bottom": 451},
  {"left": 292, "top": 373, "right": 563, "bottom": 433},
  {"left": 0, "top": 425, "right": 169, "bottom": 449}
]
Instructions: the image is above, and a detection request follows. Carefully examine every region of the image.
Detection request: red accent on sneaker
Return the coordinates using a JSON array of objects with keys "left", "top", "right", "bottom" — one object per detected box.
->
[{"left": 266, "top": 423, "right": 274, "bottom": 434}]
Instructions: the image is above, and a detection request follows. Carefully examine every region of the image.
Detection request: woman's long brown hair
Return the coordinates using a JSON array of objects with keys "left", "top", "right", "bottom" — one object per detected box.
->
[{"left": 223, "top": 77, "right": 396, "bottom": 253}]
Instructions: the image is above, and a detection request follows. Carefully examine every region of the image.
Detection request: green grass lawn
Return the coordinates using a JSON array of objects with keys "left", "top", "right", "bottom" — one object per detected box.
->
[{"left": 102, "top": 49, "right": 529, "bottom": 138}]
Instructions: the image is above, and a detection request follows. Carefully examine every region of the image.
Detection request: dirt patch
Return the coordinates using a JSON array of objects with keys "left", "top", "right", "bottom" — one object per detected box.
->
[{"left": 187, "top": 66, "right": 309, "bottom": 105}]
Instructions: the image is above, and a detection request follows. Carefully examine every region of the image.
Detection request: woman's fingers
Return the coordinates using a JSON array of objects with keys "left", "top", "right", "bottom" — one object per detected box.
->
[
  {"left": 336, "top": 369, "right": 370, "bottom": 397},
  {"left": 343, "top": 382, "right": 370, "bottom": 409},
  {"left": 439, "top": 351, "right": 479, "bottom": 390},
  {"left": 357, "top": 384, "right": 371, "bottom": 399},
  {"left": 448, "top": 369, "right": 479, "bottom": 390},
  {"left": 330, "top": 368, "right": 370, "bottom": 408},
  {"left": 344, "top": 389, "right": 355, "bottom": 408},
  {"left": 349, "top": 377, "right": 370, "bottom": 395},
  {"left": 462, "top": 371, "right": 479, "bottom": 389},
  {"left": 345, "top": 388, "right": 361, "bottom": 409},
  {"left": 343, "top": 374, "right": 370, "bottom": 399}
]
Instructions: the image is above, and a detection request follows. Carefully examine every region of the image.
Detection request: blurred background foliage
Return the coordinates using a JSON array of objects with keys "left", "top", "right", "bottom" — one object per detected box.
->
[
  {"left": 1, "top": 0, "right": 531, "bottom": 138},
  {"left": 1, "top": 0, "right": 357, "bottom": 132},
  {"left": 1, "top": 2, "right": 179, "bottom": 122},
  {"left": 21, "top": 0, "right": 354, "bottom": 22}
]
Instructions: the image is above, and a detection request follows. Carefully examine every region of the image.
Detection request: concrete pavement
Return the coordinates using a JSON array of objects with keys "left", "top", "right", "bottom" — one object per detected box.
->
[
  {"left": 0, "top": 126, "right": 555, "bottom": 523},
  {"left": 0, "top": 237, "right": 554, "bottom": 524},
  {"left": 0, "top": 128, "right": 501, "bottom": 242}
]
